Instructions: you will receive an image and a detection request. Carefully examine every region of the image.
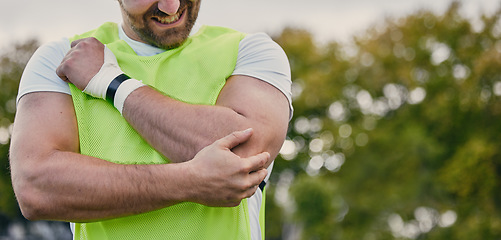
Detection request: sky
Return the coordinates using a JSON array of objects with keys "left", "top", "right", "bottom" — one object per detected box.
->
[{"left": 0, "top": 0, "right": 500, "bottom": 50}]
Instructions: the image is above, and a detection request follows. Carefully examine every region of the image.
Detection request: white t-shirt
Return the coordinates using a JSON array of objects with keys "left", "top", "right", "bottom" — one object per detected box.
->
[
  {"left": 18, "top": 25, "right": 292, "bottom": 240},
  {"left": 17, "top": 25, "right": 293, "bottom": 115}
]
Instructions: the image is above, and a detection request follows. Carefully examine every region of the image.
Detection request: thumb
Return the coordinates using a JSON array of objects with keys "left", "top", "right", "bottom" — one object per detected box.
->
[{"left": 216, "top": 128, "right": 253, "bottom": 150}]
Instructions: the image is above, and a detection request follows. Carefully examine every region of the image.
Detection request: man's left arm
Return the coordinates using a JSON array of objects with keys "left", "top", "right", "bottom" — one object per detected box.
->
[
  {"left": 123, "top": 73, "right": 290, "bottom": 164},
  {"left": 56, "top": 37, "right": 291, "bottom": 164}
]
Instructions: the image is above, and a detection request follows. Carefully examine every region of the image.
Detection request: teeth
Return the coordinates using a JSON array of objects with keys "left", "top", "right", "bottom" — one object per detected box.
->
[{"left": 156, "top": 12, "right": 181, "bottom": 24}]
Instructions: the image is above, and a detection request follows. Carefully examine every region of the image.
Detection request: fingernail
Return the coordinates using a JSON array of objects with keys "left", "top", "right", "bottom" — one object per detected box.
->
[{"left": 243, "top": 128, "right": 253, "bottom": 134}]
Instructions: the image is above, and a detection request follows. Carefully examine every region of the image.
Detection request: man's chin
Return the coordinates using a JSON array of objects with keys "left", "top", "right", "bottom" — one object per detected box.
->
[
  {"left": 153, "top": 34, "right": 190, "bottom": 50},
  {"left": 137, "top": 27, "right": 189, "bottom": 49},
  {"left": 157, "top": 40, "right": 186, "bottom": 50}
]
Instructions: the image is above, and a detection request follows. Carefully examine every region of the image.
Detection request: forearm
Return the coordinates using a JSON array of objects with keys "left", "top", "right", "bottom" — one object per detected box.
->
[
  {"left": 121, "top": 76, "right": 290, "bottom": 164},
  {"left": 123, "top": 86, "right": 252, "bottom": 162},
  {"left": 12, "top": 149, "right": 187, "bottom": 222}
]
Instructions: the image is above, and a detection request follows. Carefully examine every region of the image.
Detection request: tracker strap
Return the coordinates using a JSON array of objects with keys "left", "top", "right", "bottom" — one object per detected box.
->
[{"left": 106, "top": 73, "right": 130, "bottom": 104}]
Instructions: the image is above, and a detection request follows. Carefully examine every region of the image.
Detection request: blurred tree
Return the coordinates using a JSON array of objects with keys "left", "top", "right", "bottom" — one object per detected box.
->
[
  {"left": 0, "top": 39, "right": 39, "bottom": 218},
  {"left": 268, "top": 1, "right": 501, "bottom": 239}
]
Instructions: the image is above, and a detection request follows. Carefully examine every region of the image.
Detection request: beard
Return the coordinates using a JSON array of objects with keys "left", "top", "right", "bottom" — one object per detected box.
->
[{"left": 120, "top": 0, "right": 201, "bottom": 50}]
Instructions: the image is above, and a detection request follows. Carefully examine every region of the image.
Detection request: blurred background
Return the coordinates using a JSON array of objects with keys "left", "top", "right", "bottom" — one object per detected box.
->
[{"left": 1, "top": 0, "right": 501, "bottom": 239}]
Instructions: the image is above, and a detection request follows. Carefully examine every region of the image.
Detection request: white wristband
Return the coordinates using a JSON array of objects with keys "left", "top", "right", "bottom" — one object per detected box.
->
[
  {"left": 83, "top": 46, "right": 123, "bottom": 99},
  {"left": 114, "top": 79, "right": 145, "bottom": 115}
]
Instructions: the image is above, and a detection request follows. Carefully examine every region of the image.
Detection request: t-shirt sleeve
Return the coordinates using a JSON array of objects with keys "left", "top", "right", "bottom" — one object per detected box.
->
[
  {"left": 233, "top": 33, "right": 293, "bottom": 119},
  {"left": 16, "top": 38, "right": 72, "bottom": 104}
]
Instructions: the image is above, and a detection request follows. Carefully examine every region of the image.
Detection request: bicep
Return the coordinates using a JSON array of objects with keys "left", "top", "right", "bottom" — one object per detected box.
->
[
  {"left": 216, "top": 75, "right": 290, "bottom": 161},
  {"left": 10, "top": 92, "right": 79, "bottom": 168}
]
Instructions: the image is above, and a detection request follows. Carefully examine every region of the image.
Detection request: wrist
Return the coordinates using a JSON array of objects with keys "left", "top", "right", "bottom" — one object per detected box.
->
[
  {"left": 113, "top": 77, "right": 145, "bottom": 115},
  {"left": 159, "top": 162, "right": 196, "bottom": 204},
  {"left": 105, "top": 73, "right": 131, "bottom": 104},
  {"left": 173, "top": 161, "right": 199, "bottom": 203},
  {"left": 82, "top": 46, "right": 124, "bottom": 99},
  {"left": 81, "top": 46, "right": 146, "bottom": 115}
]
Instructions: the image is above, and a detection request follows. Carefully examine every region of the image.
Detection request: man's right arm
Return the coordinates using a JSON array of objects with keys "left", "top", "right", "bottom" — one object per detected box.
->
[{"left": 10, "top": 91, "right": 268, "bottom": 222}]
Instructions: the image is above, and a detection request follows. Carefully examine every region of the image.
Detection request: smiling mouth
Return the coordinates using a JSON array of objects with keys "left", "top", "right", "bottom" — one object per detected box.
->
[{"left": 152, "top": 8, "right": 186, "bottom": 25}]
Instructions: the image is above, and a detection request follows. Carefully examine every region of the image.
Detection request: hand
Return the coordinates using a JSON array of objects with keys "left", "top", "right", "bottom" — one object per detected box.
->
[
  {"left": 186, "top": 128, "right": 270, "bottom": 207},
  {"left": 56, "top": 37, "right": 105, "bottom": 91}
]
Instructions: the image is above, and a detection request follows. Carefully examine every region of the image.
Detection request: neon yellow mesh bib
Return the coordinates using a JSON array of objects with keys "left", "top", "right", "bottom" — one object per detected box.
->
[{"left": 69, "top": 22, "right": 253, "bottom": 240}]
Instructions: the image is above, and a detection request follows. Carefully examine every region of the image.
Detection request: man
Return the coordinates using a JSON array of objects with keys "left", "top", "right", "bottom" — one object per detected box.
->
[{"left": 10, "top": 0, "right": 292, "bottom": 239}]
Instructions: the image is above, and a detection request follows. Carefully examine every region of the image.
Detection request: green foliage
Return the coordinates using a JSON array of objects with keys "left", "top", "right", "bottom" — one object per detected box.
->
[
  {"left": 0, "top": 39, "right": 39, "bottom": 217},
  {"left": 267, "top": 1, "right": 501, "bottom": 239}
]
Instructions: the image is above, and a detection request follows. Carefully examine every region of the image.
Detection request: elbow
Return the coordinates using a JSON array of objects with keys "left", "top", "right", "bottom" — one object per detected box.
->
[
  {"left": 11, "top": 168, "right": 52, "bottom": 221},
  {"left": 195, "top": 112, "right": 251, "bottom": 155},
  {"left": 18, "top": 200, "right": 43, "bottom": 221},
  {"left": 14, "top": 184, "right": 47, "bottom": 221},
  {"left": 233, "top": 123, "right": 288, "bottom": 164}
]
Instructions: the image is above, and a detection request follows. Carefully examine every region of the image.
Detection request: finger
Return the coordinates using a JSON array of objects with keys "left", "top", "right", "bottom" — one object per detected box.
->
[
  {"left": 248, "top": 168, "right": 268, "bottom": 187},
  {"left": 55, "top": 63, "right": 68, "bottom": 82},
  {"left": 70, "top": 38, "right": 87, "bottom": 48},
  {"left": 216, "top": 128, "right": 253, "bottom": 150},
  {"left": 224, "top": 200, "right": 242, "bottom": 208},
  {"left": 245, "top": 152, "right": 269, "bottom": 173},
  {"left": 242, "top": 185, "right": 260, "bottom": 199}
]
